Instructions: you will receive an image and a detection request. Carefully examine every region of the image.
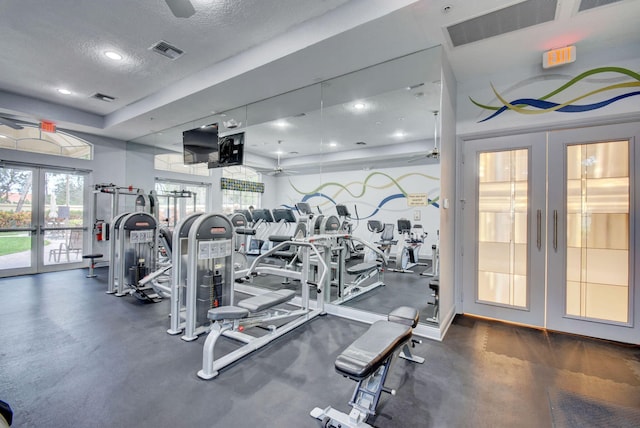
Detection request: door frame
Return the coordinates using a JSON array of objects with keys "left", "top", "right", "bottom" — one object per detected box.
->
[
  {"left": 546, "top": 123, "right": 638, "bottom": 343},
  {"left": 461, "top": 132, "right": 547, "bottom": 327},
  {"left": 460, "top": 122, "right": 640, "bottom": 344},
  {"left": 0, "top": 163, "right": 91, "bottom": 277}
]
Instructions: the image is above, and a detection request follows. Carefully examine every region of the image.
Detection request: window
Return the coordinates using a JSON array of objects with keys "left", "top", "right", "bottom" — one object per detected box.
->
[
  {"left": 221, "top": 166, "right": 262, "bottom": 214},
  {"left": 154, "top": 153, "right": 209, "bottom": 176},
  {"left": 0, "top": 124, "right": 92, "bottom": 159}
]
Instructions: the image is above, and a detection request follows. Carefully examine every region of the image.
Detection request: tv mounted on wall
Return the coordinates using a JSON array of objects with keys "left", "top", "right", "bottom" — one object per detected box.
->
[
  {"left": 183, "top": 123, "right": 219, "bottom": 165},
  {"left": 208, "top": 132, "right": 244, "bottom": 169}
]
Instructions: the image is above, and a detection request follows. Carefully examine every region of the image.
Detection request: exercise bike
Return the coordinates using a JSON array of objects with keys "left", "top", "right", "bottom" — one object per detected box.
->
[
  {"left": 364, "top": 220, "right": 395, "bottom": 264},
  {"left": 389, "top": 218, "right": 428, "bottom": 273}
]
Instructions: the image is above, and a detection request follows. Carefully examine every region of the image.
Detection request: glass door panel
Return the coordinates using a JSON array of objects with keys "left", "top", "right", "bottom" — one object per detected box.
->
[
  {"left": 564, "top": 141, "right": 629, "bottom": 323},
  {"left": 477, "top": 149, "right": 528, "bottom": 308},
  {"left": 0, "top": 165, "right": 36, "bottom": 275},
  {"left": 40, "top": 170, "right": 87, "bottom": 269}
]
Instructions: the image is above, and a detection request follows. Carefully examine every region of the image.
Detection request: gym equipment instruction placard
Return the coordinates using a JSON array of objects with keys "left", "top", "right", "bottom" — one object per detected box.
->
[
  {"left": 198, "top": 239, "right": 233, "bottom": 260},
  {"left": 130, "top": 230, "right": 154, "bottom": 244}
]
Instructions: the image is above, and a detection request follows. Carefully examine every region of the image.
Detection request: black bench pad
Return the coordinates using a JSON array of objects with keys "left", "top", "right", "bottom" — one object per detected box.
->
[
  {"left": 207, "top": 306, "right": 250, "bottom": 321},
  {"left": 346, "top": 262, "right": 378, "bottom": 275},
  {"left": 388, "top": 306, "right": 419, "bottom": 328},
  {"left": 237, "top": 289, "right": 295, "bottom": 312},
  {"left": 335, "top": 320, "right": 412, "bottom": 380}
]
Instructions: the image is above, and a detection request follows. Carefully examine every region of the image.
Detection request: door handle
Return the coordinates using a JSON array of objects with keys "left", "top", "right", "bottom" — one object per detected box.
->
[
  {"left": 536, "top": 209, "right": 541, "bottom": 251},
  {"left": 553, "top": 209, "right": 558, "bottom": 252}
]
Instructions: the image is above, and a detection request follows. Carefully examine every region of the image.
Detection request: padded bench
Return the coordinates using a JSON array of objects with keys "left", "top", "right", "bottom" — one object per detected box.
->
[
  {"left": 336, "top": 320, "right": 412, "bottom": 380},
  {"left": 207, "top": 289, "right": 296, "bottom": 321},
  {"left": 311, "top": 306, "right": 424, "bottom": 427},
  {"left": 346, "top": 262, "right": 378, "bottom": 276}
]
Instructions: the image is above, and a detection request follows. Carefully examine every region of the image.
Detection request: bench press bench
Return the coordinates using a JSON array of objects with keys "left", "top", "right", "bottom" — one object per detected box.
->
[
  {"left": 197, "top": 289, "right": 303, "bottom": 380},
  {"left": 311, "top": 306, "right": 424, "bottom": 428}
]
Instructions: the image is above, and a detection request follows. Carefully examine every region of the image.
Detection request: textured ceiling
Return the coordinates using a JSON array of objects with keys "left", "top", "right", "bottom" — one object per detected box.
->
[{"left": 0, "top": 0, "right": 638, "bottom": 171}]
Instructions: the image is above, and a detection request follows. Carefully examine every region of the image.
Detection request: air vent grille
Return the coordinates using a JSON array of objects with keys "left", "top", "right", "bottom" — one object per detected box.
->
[
  {"left": 150, "top": 40, "right": 184, "bottom": 60},
  {"left": 447, "top": 0, "right": 558, "bottom": 47},
  {"left": 578, "top": 0, "right": 623, "bottom": 12},
  {"left": 91, "top": 93, "right": 116, "bottom": 102}
]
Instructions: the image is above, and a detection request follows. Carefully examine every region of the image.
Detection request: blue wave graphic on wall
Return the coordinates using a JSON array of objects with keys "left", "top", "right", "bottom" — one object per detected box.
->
[
  {"left": 480, "top": 91, "right": 640, "bottom": 122},
  {"left": 283, "top": 193, "right": 440, "bottom": 219}
]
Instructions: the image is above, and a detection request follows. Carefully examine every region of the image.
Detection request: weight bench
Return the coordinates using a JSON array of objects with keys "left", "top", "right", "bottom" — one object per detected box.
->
[
  {"left": 340, "top": 261, "right": 384, "bottom": 302},
  {"left": 311, "top": 306, "right": 424, "bottom": 427},
  {"left": 198, "top": 289, "right": 307, "bottom": 379}
]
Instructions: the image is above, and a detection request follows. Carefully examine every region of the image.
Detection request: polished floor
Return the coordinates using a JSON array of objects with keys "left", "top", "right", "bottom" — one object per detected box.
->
[{"left": 1, "top": 268, "right": 639, "bottom": 427}]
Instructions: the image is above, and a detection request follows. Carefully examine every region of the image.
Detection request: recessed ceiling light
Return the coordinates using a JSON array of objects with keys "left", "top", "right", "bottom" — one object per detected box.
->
[
  {"left": 355, "top": 141, "right": 366, "bottom": 145},
  {"left": 354, "top": 102, "right": 366, "bottom": 110},
  {"left": 104, "top": 51, "right": 123, "bottom": 61},
  {"left": 57, "top": 88, "right": 72, "bottom": 95},
  {"left": 289, "top": 151, "right": 299, "bottom": 155},
  {"left": 329, "top": 142, "right": 337, "bottom": 147},
  {"left": 274, "top": 120, "right": 289, "bottom": 128},
  {"left": 393, "top": 131, "right": 406, "bottom": 138}
]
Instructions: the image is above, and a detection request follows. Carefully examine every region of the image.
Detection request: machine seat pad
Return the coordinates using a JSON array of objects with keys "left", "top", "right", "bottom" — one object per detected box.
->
[
  {"left": 207, "top": 306, "right": 250, "bottom": 321},
  {"left": 346, "top": 262, "right": 378, "bottom": 275},
  {"left": 335, "top": 320, "right": 412, "bottom": 380},
  {"left": 235, "top": 228, "right": 256, "bottom": 236},
  {"left": 429, "top": 277, "right": 439, "bottom": 292},
  {"left": 237, "top": 289, "right": 296, "bottom": 312},
  {"left": 273, "top": 250, "right": 296, "bottom": 259},
  {"left": 388, "top": 306, "right": 419, "bottom": 328},
  {"left": 269, "top": 235, "right": 292, "bottom": 243}
]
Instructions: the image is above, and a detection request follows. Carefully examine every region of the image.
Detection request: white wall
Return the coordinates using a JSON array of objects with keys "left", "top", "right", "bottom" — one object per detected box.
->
[
  {"left": 439, "top": 50, "right": 457, "bottom": 328},
  {"left": 457, "top": 50, "right": 640, "bottom": 137},
  {"left": 272, "top": 163, "right": 441, "bottom": 256}
]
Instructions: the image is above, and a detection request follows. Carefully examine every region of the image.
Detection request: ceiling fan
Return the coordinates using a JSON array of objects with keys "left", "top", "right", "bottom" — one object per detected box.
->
[
  {"left": 255, "top": 141, "right": 299, "bottom": 176},
  {"left": 165, "top": 0, "right": 196, "bottom": 18},
  {"left": 408, "top": 110, "right": 440, "bottom": 162}
]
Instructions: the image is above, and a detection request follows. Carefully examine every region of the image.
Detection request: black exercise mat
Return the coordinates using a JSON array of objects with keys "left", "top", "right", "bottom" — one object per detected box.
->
[{"left": 548, "top": 388, "right": 640, "bottom": 428}]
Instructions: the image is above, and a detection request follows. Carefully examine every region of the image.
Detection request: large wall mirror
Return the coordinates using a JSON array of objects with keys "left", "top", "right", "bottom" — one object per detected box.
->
[
  {"left": 131, "top": 46, "right": 443, "bottom": 329},
  {"left": 238, "top": 47, "right": 442, "bottom": 328}
]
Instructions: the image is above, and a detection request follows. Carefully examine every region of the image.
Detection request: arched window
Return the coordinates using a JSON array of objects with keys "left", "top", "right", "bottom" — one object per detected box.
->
[
  {"left": 154, "top": 153, "right": 210, "bottom": 176},
  {"left": 0, "top": 124, "right": 92, "bottom": 159}
]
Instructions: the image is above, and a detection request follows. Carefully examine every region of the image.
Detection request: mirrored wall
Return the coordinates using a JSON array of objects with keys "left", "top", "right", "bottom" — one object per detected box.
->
[{"left": 132, "top": 46, "right": 443, "bottom": 328}]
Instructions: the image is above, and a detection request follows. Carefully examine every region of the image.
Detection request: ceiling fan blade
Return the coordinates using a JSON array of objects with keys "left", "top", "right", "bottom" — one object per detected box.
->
[
  {"left": 165, "top": 0, "right": 196, "bottom": 18},
  {"left": 0, "top": 116, "right": 23, "bottom": 130}
]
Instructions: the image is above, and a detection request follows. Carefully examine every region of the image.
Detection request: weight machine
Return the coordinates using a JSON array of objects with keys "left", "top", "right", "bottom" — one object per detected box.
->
[
  {"left": 181, "top": 213, "right": 235, "bottom": 342},
  {"left": 92, "top": 183, "right": 157, "bottom": 263},
  {"left": 106, "top": 212, "right": 160, "bottom": 302},
  {"left": 155, "top": 190, "right": 196, "bottom": 228}
]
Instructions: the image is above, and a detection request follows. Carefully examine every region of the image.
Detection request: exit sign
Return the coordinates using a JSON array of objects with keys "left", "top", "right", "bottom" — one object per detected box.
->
[
  {"left": 40, "top": 121, "right": 56, "bottom": 133},
  {"left": 543, "top": 46, "right": 576, "bottom": 69}
]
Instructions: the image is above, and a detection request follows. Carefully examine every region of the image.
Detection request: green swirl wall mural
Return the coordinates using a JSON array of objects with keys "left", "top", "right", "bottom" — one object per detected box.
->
[
  {"left": 471, "top": 67, "right": 640, "bottom": 122},
  {"left": 284, "top": 171, "right": 440, "bottom": 219}
]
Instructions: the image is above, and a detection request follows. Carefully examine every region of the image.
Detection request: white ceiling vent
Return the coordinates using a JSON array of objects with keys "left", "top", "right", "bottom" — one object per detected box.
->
[
  {"left": 149, "top": 40, "right": 184, "bottom": 60},
  {"left": 91, "top": 93, "right": 116, "bottom": 102},
  {"left": 447, "top": 0, "right": 558, "bottom": 47},
  {"left": 578, "top": 0, "right": 623, "bottom": 12}
]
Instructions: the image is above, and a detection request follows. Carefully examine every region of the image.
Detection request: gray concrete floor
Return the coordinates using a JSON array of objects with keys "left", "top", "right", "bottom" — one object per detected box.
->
[{"left": 1, "top": 268, "right": 639, "bottom": 427}]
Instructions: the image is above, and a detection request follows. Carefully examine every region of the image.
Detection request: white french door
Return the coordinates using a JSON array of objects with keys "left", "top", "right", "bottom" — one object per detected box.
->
[
  {"left": 462, "top": 133, "right": 547, "bottom": 327},
  {"left": 0, "top": 163, "right": 89, "bottom": 277},
  {"left": 463, "top": 123, "right": 639, "bottom": 343}
]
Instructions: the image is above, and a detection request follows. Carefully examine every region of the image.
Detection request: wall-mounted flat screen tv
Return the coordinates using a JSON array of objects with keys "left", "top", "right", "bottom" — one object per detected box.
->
[
  {"left": 208, "top": 132, "right": 244, "bottom": 169},
  {"left": 183, "top": 123, "right": 218, "bottom": 165}
]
